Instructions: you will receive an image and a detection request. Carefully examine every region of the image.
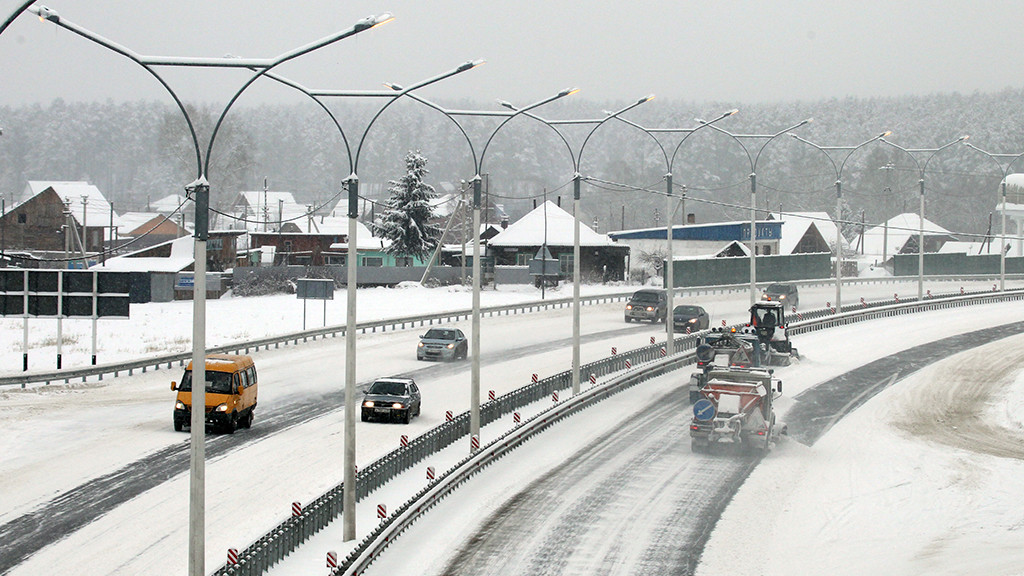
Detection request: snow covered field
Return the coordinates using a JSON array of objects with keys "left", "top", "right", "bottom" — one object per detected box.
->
[{"left": 2, "top": 278, "right": 1023, "bottom": 575}]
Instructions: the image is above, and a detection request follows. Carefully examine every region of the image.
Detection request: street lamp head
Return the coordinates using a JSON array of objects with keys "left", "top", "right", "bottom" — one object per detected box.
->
[
  {"left": 498, "top": 100, "right": 517, "bottom": 111},
  {"left": 880, "top": 130, "right": 892, "bottom": 138},
  {"left": 800, "top": 117, "right": 813, "bottom": 127},
  {"left": 639, "top": 94, "right": 655, "bottom": 104},
  {"left": 31, "top": 5, "right": 60, "bottom": 23},
  {"left": 559, "top": 87, "right": 581, "bottom": 97},
  {"left": 459, "top": 59, "right": 486, "bottom": 72},
  {"left": 353, "top": 13, "right": 394, "bottom": 31},
  {"left": 959, "top": 135, "right": 970, "bottom": 142},
  {"left": 383, "top": 82, "right": 403, "bottom": 91}
]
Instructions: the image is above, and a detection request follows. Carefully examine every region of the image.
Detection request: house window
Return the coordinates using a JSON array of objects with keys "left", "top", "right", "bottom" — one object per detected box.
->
[
  {"left": 17, "top": 213, "right": 26, "bottom": 224},
  {"left": 363, "top": 256, "right": 383, "bottom": 267},
  {"left": 516, "top": 253, "right": 531, "bottom": 266},
  {"left": 208, "top": 238, "right": 223, "bottom": 251},
  {"left": 283, "top": 241, "right": 293, "bottom": 253},
  {"left": 395, "top": 256, "right": 414, "bottom": 267},
  {"left": 294, "top": 255, "right": 311, "bottom": 265},
  {"left": 325, "top": 254, "right": 346, "bottom": 265},
  {"left": 559, "top": 253, "right": 574, "bottom": 275}
]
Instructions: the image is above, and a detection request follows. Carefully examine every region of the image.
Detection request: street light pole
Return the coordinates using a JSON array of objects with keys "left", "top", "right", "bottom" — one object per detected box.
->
[
  {"left": 789, "top": 131, "right": 889, "bottom": 311},
  {"left": 500, "top": 96, "right": 651, "bottom": 392},
  {"left": 881, "top": 136, "right": 968, "bottom": 299},
  {"left": 699, "top": 118, "right": 812, "bottom": 305},
  {"left": 19, "top": 8, "right": 394, "bottom": 572},
  {"left": 964, "top": 143, "right": 1024, "bottom": 292},
  {"left": 610, "top": 109, "right": 737, "bottom": 349}
]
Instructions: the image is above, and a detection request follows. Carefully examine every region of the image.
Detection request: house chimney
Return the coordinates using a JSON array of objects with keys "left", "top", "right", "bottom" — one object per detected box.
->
[
  {"left": 687, "top": 213, "right": 696, "bottom": 225},
  {"left": 501, "top": 217, "right": 508, "bottom": 229}
]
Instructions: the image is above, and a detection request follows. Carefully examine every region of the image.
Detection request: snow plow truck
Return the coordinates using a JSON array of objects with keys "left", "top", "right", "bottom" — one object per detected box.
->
[{"left": 690, "top": 365, "right": 786, "bottom": 454}]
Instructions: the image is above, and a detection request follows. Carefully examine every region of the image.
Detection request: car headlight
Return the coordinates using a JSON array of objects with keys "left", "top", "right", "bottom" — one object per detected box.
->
[
  {"left": 215, "top": 403, "right": 228, "bottom": 412},
  {"left": 392, "top": 402, "right": 405, "bottom": 409},
  {"left": 778, "top": 294, "right": 786, "bottom": 300},
  {"left": 625, "top": 304, "right": 633, "bottom": 310},
  {"left": 175, "top": 401, "right": 185, "bottom": 410},
  {"left": 688, "top": 318, "right": 698, "bottom": 324},
  {"left": 363, "top": 401, "right": 375, "bottom": 408},
  {"left": 646, "top": 306, "right": 655, "bottom": 311},
  {"left": 418, "top": 342, "right": 425, "bottom": 348},
  {"left": 446, "top": 343, "right": 455, "bottom": 349}
]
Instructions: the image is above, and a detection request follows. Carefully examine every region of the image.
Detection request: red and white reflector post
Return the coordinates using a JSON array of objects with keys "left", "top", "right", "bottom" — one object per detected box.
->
[
  {"left": 470, "top": 434, "right": 480, "bottom": 451},
  {"left": 552, "top": 391, "right": 559, "bottom": 403},
  {"left": 227, "top": 548, "right": 239, "bottom": 565},
  {"left": 860, "top": 297, "right": 866, "bottom": 308},
  {"left": 377, "top": 504, "right": 387, "bottom": 520},
  {"left": 291, "top": 502, "right": 302, "bottom": 517},
  {"left": 488, "top": 389, "right": 495, "bottom": 401},
  {"left": 611, "top": 347, "right": 617, "bottom": 355},
  {"left": 531, "top": 373, "right": 538, "bottom": 383},
  {"left": 650, "top": 336, "right": 656, "bottom": 345},
  {"left": 326, "top": 551, "right": 338, "bottom": 568},
  {"left": 513, "top": 412, "right": 521, "bottom": 425},
  {"left": 589, "top": 373, "right": 596, "bottom": 385},
  {"left": 445, "top": 410, "right": 453, "bottom": 422},
  {"left": 400, "top": 434, "right": 409, "bottom": 447},
  {"left": 426, "top": 466, "right": 435, "bottom": 481},
  {"left": 721, "top": 319, "right": 727, "bottom": 327},
  {"left": 660, "top": 347, "right": 666, "bottom": 357},
  {"left": 625, "top": 359, "right": 632, "bottom": 368},
  {"left": 894, "top": 293, "right": 900, "bottom": 303}
]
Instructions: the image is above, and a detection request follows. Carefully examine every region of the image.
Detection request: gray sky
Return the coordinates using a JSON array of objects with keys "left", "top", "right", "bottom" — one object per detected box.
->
[{"left": 2, "top": 0, "right": 1024, "bottom": 107}]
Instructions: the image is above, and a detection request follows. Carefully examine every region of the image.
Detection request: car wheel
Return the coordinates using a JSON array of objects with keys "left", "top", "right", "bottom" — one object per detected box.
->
[
  {"left": 224, "top": 415, "right": 237, "bottom": 434},
  {"left": 243, "top": 410, "right": 254, "bottom": 429},
  {"left": 361, "top": 413, "right": 369, "bottom": 422},
  {"left": 403, "top": 410, "right": 411, "bottom": 424},
  {"left": 173, "top": 420, "right": 183, "bottom": 432}
]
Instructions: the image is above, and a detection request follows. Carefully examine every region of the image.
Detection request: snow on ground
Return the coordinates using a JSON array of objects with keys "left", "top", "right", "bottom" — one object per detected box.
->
[
  {"left": 2, "top": 277, "right": 1024, "bottom": 575},
  {"left": 700, "top": 325, "right": 1024, "bottom": 576}
]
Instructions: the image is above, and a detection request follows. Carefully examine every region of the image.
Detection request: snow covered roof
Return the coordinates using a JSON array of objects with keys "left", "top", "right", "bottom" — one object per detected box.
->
[
  {"left": 777, "top": 212, "right": 847, "bottom": 255},
  {"left": 117, "top": 212, "right": 164, "bottom": 233},
  {"left": 236, "top": 191, "right": 311, "bottom": 231},
  {"left": 329, "top": 221, "right": 390, "bottom": 250},
  {"left": 100, "top": 235, "right": 194, "bottom": 272},
  {"left": 20, "top": 181, "right": 114, "bottom": 223},
  {"left": 489, "top": 201, "right": 614, "bottom": 247},
  {"left": 430, "top": 193, "right": 462, "bottom": 218},
  {"left": 150, "top": 194, "right": 190, "bottom": 215},
  {"left": 855, "top": 213, "right": 955, "bottom": 256}
]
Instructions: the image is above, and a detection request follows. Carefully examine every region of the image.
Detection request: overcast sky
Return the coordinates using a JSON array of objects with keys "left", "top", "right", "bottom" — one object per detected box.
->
[{"left": 2, "top": 0, "right": 1024, "bottom": 108}]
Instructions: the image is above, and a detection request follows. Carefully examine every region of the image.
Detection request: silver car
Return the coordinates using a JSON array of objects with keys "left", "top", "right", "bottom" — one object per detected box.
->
[{"left": 417, "top": 328, "right": 468, "bottom": 361}]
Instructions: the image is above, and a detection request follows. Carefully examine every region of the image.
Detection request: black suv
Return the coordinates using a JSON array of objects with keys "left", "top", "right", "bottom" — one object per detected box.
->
[{"left": 624, "top": 289, "right": 667, "bottom": 323}]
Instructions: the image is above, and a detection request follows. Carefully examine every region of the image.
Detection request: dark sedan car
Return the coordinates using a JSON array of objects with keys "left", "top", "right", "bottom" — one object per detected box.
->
[
  {"left": 672, "top": 305, "right": 710, "bottom": 332},
  {"left": 361, "top": 377, "right": 421, "bottom": 424},
  {"left": 417, "top": 328, "right": 468, "bottom": 361},
  {"left": 761, "top": 283, "right": 800, "bottom": 308}
]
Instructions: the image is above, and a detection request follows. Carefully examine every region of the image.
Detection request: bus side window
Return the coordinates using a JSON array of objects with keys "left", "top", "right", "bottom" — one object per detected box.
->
[
  {"left": 241, "top": 370, "right": 249, "bottom": 388},
  {"left": 234, "top": 372, "right": 242, "bottom": 390},
  {"left": 249, "top": 366, "right": 257, "bottom": 384}
]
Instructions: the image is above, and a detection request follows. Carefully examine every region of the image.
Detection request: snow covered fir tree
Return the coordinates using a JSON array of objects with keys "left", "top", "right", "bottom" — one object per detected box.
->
[{"left": 371, "top": 151, "right": 443, "bottom": 263}]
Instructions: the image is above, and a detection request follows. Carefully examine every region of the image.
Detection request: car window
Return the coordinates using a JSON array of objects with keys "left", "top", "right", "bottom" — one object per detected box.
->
[
  {"left": 632, "top": 292, "right": 660, "bottom": 303},
  {"left": 369, "top": 380, "right": 407, "bottom": 395},
  {"left": 675, "top": 306, "right": 703, "bottom": 315},
  {"left": 424, "top": 329, "right": 455, "bottom": 339}
]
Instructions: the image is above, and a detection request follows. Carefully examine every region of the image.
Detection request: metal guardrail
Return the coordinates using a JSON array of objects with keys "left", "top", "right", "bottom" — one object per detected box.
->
[
  {"left": 4, "top": 274, "right": 1015, "bottom": 388},
  {"left": 212, "top": 285, "right": 1024, "bottom": 576}
]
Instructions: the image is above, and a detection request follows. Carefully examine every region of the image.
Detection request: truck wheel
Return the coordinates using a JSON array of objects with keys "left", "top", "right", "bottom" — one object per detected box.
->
[
  {"left": 242, "top": 410, "right": 254, "bottom": 429},
  {"left": 224, "top": 415, "right": 237, "bottom": 434}
]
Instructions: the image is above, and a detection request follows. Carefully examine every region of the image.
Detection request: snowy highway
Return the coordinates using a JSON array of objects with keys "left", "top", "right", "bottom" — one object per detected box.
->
[{"left": 1, "top": 279, "right": 1023, "bottom": 575}]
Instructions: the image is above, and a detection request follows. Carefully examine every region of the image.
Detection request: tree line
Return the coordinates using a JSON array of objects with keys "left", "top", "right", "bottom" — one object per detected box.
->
[{"left": 3, "top": 88, "right": 1024, "bottom": 239}]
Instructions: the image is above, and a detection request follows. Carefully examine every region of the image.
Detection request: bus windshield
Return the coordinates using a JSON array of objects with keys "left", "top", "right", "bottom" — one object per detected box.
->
[{"left": 177, "top": 370, "right": 235, "bottom": 394}]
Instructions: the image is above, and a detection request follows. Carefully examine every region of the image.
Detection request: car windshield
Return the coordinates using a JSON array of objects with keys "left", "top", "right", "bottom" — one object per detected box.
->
[
  {"left": 368, "top": 380, "right": 407, "bottom": 396},
  {"left": 675, "top": 306, "right": 702, "bottom": 315},
  {"left": 424, "top": 329, "right": 457, "bottom": 340},
  {"left": 632, "top": 292, "right": 660, "bottom": 303},
  {"left": 765, "top": 284, "right": 791, "bottom": 293},
  {"left": 177, "top": 370, "right": 235, "bottom": 394}
]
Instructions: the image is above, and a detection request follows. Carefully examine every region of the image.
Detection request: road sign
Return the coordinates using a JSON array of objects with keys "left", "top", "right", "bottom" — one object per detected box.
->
[{"left": 693, "top": 399, "right": 716, "bottom": 421}]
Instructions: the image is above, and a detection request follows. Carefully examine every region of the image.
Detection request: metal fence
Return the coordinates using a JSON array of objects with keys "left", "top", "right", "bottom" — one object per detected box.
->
[{"left": 212, "top": 284, "right": 1024, "bottom": 576}]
